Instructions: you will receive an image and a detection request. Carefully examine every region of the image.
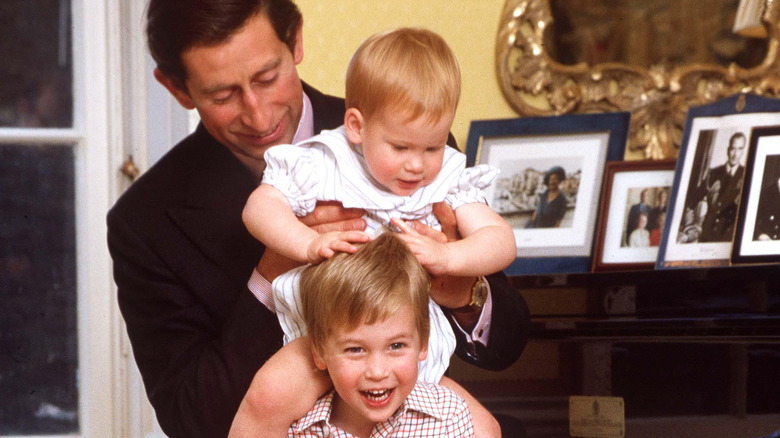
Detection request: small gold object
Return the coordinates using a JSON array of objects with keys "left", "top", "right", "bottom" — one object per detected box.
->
[
  {"left": 569, "top": 396, "right": 625, "bottom": 438},
  {"left": 121, "top": 155, "right": 140, "bottom": 181}
]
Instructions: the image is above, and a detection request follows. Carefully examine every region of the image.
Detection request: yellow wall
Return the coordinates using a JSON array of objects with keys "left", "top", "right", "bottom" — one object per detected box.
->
[{"left": 295, "top": 1, "right": 518, "bottom": 150}]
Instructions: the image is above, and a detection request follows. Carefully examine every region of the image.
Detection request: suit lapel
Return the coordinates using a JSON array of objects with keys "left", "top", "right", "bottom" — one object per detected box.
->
[
  {"left": 168, "top": 127, "right": 264, "bottom": 282},
  {"left": 164, "top": 85, "right": 346, "bottom": 283}
]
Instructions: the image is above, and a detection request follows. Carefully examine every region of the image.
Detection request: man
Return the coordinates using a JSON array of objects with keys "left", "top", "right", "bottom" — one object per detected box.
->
[
  {"left": 106, "top": 1, "right": 530, "bottom": 437},
  {"left": 625, "top": 189, "right": 651, "bottom": 245},
  {"left": 648, "top": 189, "right": 668, "bottom": 232},
  {"left": 699, "top": 132, "right": 746, "bottom": 243}
]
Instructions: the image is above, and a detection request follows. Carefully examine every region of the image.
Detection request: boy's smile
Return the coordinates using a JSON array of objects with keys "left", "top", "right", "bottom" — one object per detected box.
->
[{"left": 313, "top": 304, "right": 428, "bottom": 436}]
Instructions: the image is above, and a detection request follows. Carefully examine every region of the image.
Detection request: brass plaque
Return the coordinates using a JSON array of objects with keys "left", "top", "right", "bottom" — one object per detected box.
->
[{"left": 569, "top": 396, "right": 625, "bottom": 438}]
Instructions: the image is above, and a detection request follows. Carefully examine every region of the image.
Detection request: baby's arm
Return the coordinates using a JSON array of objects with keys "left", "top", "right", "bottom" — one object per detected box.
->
[
  {"left": 393, "top": 202, "right": 515, "bottom": 277},
  {"left": 243, "top": 184, "right": 370, "bottom": 264}
]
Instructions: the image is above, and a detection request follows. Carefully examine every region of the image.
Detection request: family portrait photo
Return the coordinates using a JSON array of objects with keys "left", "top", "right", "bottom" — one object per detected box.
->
[
  {"left": 623, "top": 186, "right": 669, "bottom": 248},
  {"left": 592, "top": 160, "right": 675, "bottom": 271}
]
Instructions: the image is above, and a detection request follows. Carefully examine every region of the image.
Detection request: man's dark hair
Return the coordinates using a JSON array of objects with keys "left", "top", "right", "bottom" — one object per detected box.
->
[
  {"left": 146, "top": 0, "right": 302, "bottom": 90},
  {"left": 729, "top": 132, "right": 746, "bottom": 148}
]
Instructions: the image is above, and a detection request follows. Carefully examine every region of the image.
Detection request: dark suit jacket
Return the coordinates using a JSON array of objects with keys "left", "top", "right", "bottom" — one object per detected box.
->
[{"left": 107, "top": 83, "right": 529, "bottom": 437}]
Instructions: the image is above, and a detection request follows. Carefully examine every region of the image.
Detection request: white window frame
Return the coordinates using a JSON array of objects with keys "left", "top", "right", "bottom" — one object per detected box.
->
[
  {"left": 113, "top": 1, "right": 193, "bottom": 437},
  {"left": 1, "top": 0, "right": 196, "bottom": 435},
  {"left": 0, "top": 0, "right": 140, "bottom": 436}
]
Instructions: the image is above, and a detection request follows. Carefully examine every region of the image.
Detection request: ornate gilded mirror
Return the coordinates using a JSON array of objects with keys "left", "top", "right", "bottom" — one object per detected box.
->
[{"left": 496, "top": 0, "right": 780, "bottom": 159}]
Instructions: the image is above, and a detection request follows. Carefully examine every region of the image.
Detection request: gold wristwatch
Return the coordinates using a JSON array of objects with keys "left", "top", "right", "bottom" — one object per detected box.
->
[{"left": 450, "top": 277, "right": 487, "bottom": 312}]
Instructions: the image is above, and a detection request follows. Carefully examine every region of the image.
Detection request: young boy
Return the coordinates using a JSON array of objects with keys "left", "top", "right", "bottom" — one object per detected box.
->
[{"left": 289, "top": 232, "right": 475, "bottom": 437}]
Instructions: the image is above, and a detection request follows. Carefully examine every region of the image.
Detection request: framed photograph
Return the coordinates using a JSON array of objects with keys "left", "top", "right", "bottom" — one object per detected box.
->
[
  {"left": 592, "top": 160, "right": 676, "bottom": 272},
  {"left": 732, "top": 125, "right": 780, "bottom": 264},
  {"left": 658, "top": 93, "right": 780, "bottom": 269},
  {"left": 466, "top": 112, "right": 629, "bottom": 275}
]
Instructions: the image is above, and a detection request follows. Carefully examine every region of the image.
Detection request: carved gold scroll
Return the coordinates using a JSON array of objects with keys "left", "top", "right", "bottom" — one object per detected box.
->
[{"left": 496, "top": 0, "right": 780, "bottom": 159}]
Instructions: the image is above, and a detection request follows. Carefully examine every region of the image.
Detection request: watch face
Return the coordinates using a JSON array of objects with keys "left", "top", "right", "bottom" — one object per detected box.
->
[{"left": 473, "top": 279, "right": 488, "bottom": 307}]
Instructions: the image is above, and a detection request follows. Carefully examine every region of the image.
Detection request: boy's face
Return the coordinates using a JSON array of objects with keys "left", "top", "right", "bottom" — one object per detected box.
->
[
  {"left": 313, "top": 304, "right": 427, "bottom": 433},
  {"left": 345, "top": 107, "right": 453, "bottom": 196}
]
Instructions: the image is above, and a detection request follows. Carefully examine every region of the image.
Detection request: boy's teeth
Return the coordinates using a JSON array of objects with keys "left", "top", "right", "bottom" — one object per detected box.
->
[{"left": 363, "top": 389, "right": 390, "bottom": 400}]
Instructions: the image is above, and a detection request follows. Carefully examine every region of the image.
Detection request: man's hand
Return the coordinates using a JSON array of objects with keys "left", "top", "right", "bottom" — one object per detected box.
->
[
  {"left": 257, "top": 201, "right": 366, "bottom": 281},
  {"left": 299, "top": 201, "right": 366, "bottom": 233}
]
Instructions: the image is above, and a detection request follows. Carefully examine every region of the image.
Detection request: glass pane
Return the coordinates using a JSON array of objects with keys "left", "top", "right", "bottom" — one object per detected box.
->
[
  {"left": 0, "top": 144, "right": 78, "bottom": 434},
  {"left": 546, "top": 0, "right": 769, "bottom": 69},
  {"left": 0, "top": 0, "right": 72, "bottom": 128}
]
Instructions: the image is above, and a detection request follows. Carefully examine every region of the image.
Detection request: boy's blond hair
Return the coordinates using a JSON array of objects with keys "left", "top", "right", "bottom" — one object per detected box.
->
[
  {"left": 299, "top": 232, "right": 430, "bottom": 352},
  {"left": 345, "top": 27, "right": 461, "bottom": 124}
]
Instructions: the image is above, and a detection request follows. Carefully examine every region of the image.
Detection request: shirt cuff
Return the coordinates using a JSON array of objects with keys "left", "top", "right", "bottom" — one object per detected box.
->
[
  {"left": 450, "top": 277, "right": 492, "bottom": 347},
  {"left": 248, "top": 268, "right": 275, "bottom": 312}
]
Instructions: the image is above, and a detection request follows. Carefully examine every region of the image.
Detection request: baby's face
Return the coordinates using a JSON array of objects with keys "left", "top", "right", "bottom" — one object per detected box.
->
[
  {"left": 356, "top": 109, "right": 453, "bottom": 196},
  {"left": 313, "top": 304, "right": 427, "bottom": 432}
]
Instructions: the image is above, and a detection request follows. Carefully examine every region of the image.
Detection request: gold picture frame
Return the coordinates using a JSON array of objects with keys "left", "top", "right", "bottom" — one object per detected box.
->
[{"left": 496, "top": 0, "right": 780, "bottom": 160}]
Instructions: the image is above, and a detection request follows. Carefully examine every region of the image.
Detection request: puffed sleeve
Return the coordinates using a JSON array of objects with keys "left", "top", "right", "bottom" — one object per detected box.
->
[
  {"left": 262, "top": 145, "right": 322, "bottom": 217},
  {"left": 444, "top": 164, "right": 498, "bottom": 210}
]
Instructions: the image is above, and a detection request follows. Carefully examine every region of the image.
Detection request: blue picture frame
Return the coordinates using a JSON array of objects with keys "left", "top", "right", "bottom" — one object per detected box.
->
[
  {"left": 657, "top": 93, "right": 780, "bottom": 269},
  {"left": 465, "top": 112, "right": 630, "bottom": 275}
]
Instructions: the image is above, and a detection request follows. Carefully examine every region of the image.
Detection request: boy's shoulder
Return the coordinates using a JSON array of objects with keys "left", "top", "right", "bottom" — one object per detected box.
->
[{"left": 407, "top": 381, "right": 469, "bottom": 416}]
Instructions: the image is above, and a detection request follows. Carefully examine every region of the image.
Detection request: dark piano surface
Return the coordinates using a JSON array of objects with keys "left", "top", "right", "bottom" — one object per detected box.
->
[{"left": 511, "top": 264, "right": 780, "bottom": 340}]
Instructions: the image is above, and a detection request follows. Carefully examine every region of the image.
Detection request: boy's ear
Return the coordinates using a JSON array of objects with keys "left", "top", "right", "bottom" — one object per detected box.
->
[
  {"left": 312, "top": 343, "right": 328, "bottom": 371},
  {"left": 153, "top": 68, "right": 196, "bottom": 110},
  {"left": 344, "top": 108, "right": 365, "bottom": 145},
  {"left": 417, "top": 341, "right": 428, "bottom": 362}
]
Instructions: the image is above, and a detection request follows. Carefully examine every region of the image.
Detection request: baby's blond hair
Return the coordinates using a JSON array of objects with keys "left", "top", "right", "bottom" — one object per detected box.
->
[{"left": 345, "top": 27, "right": 461, "bottom": 125}]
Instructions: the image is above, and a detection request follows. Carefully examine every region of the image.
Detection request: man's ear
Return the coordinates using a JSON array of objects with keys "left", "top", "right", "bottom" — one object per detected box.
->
[
  {"left": 344, "top": 108, "right": 364, "bottom": 145},
  {"left": 153, "top": 68, "right": 196, "bottom": 110},
  {"left": 292, "top": 18, "right": 304, "bottom": 65},
  {"left": 312, "top": 343, "right": 328, "bottom": 371}
]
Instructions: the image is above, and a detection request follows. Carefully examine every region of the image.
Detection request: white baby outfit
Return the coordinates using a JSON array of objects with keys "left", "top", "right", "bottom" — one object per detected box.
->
[{"left": 264, "top": 126, "right": 497, "bottom": 383}]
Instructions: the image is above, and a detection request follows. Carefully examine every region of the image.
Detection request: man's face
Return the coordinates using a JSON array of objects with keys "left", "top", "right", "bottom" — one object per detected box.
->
[
  {"left": 727, "top": 135, "right": 746, "bottom": 167},
  {"left": 161, "top": 12, "right": 304, "bottom": 177}
]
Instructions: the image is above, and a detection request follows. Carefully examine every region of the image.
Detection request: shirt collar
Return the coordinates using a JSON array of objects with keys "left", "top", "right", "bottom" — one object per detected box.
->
[
  {"left": 290, "top": 384, "right": 446, "bottom": 434},
  {"left": 402, "top": 383, "right": 448, "bottom": 421},
  {"left": 290, "top": 391, "right": 335, "bottom": 433},
  {"left": 292, "top": 91, "right": 314, "bottom": 144}
]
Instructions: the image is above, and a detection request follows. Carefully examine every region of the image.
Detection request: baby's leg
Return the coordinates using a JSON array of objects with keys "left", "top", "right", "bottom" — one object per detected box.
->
[
  {"left": 417, "top": 300, "right": 457, "bottom": 382},
  {"left": 272, "top": 266, "right": 309, "bottom": 342}
]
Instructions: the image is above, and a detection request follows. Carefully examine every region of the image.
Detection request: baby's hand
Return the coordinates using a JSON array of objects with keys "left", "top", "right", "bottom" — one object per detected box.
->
[
  {"left": 391, "top": 218, "right": 451, "bottom": 276},
  {"left": 306, "top": 231, "right": 372, "bottom": 264}
]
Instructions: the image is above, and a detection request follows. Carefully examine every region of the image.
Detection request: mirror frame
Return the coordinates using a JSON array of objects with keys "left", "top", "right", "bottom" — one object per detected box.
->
[{"left": 496, "top": 0, "right": 780, "bottom": 159}]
